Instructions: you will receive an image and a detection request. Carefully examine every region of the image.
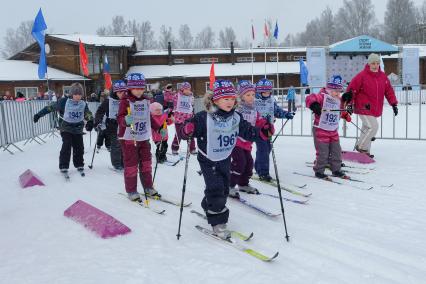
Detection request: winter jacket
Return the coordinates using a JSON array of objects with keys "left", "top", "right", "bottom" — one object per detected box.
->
[
  {"left": 255, "top": 93, "right": 289, "bottom": 120},
  {"left": 181, "top": 109, "right": 258, "bottom": 160},
  {"left": 117, "top": 93, "right": 161, "bottom": 140},
  {"left": 347, "top": 64, "right": 398, "bottom": 117},
  {"left": 305, "top": 88, "right": 344, "bottom": 143},
  {"left": 151, "top": 113, "right": 173, "bottom": 142},
  {"left": 235, "top": 102, "right": 264, "bottom": 151},
  {"left": 94, "top": 93, "right": 121, "bottom": 136},
  {"left": 36, "top": 97, "right": 93, "bottom": 135}
]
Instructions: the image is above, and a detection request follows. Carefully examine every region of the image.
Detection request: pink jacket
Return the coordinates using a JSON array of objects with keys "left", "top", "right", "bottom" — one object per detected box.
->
[
  {"left": 347, "top": 64, "right": 398, "bottom": 117},
  {"left": 151, "top": 113, "right": 173, "bottom": 142},
  {"left": 236, "top": 112, "right": 264, "bottom": 151},
  {"left": 305, "top": 88, "right": 342, "bottom": 143},
  {"left": 172, "top": 92, "right": 194, "bottom": 124}
]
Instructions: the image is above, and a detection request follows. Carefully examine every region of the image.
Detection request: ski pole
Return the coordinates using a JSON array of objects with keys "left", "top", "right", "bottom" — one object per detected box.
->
[
  {"left": 270, "top": 138, "right": 290, "bottom": 242},
  {"left": 272, "top": 118, "right": 290, "bottom": 144},
  {"left": 153, "top": 120, "right": 167, "bottom": 183},
  {"left": 88, "top": 128, "right": 99, "bottom": 169},
  {"left": 177, "top": 136, "right": 192, "bottom": 240}
]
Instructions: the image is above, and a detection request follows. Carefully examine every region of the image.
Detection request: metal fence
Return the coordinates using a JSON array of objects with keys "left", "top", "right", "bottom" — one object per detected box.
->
[
  {"left": 272, "top": 85, "right": 426, "bottom": 141},
  {"left": 0, "top": 101, "right": 100, "bottom": 154}
]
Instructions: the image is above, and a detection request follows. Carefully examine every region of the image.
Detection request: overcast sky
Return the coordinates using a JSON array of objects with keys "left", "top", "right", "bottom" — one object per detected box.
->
[{"left": 1, "top": 0, "right": 425, "bottom": 44}]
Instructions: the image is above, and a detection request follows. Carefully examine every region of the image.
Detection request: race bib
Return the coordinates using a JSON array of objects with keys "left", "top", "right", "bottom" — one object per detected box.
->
[
  {"left": 255, "top": 96, "right": 274, "bottom": 120},
  {"left": 237, "top": 106, "right": 257, "bottom": 126},
  {"left": 123, "top": 100, "right": 151, "bottom": 141},
  {"left": 206, "top": 113, "right": 240, "bottom": 161},
  {"left": 63, "top": 99, "right": 86, "bottom": 123},
  {"left": 108, "top": 98, "right": 120, "bottom": 119},
  {"left": 176, "top": 93, "right": 193, "bottom": 114},
  {"left": 318, "top": 93, "right": 341, "bottom": 131}
]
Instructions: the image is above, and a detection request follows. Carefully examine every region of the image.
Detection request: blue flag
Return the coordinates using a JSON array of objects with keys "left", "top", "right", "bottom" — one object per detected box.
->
[
  {"left": 299, "top": 58, "right": 308, "bottom": 86},
  {"left": 31, "top": 8, "right": 47, "bottom": 79},
  {"left": 273, "top": 21, "right": 279, "bottom": 40}
]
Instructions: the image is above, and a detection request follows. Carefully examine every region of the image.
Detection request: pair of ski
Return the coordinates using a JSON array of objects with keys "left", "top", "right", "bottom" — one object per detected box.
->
[
  {"left": 292, "top": 172, "right": 377, "bottom": 190},
  {"left": 251, "top": 175, "right": 312, "bottom": 198},
  {"left": 61, "top": 169, "right": 85, "bottom": 181},
  {"left": 305, "top": 164, "right": 369, "bottom": 175},
  {"left": 191, "top": 210, "right": 279, "bottom": 262},
  {"left": 118, "top": 193, "right": 192, "bottom": 215}
]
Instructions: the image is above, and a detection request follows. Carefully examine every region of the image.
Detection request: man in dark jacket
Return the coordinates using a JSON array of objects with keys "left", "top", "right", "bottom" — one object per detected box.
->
[{"left": 33, "top": 83, "right": 94, "bottom": 175}]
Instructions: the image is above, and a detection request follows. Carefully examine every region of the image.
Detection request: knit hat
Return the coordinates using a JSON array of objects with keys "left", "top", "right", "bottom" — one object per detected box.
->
[
  {"left": 113, "top": 80, "right": 127, "bottom": 93},
  {"left": 126, "top": 73, "right": 146, "bottom": 89},
  {"left": 367, "top": 53, "right": 380, "bottom": 64},
  {"left": 212, "top": 80, "right": 236, "bottom": 101},
  {"left": 237, "top": 80, "right": 256, "bottom": 96},
  {"left": 256, "top": 78, "right": 273, "bottom": 93},
  {"left": 70, "top": 83, "right": 84, "bottom": 96},
  {"left": 149, "top": 102, "right": 163, "bottom": 113},
  {"left": 326, "top": 75, "right": 344, "bottom": 90},
  {"left": 179, "top": 82, "right": 191, "bottom": 91}
]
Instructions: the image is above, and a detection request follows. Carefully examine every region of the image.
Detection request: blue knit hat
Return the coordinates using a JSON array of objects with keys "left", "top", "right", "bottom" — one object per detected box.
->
[
  {"left": 126, "top": 73, "right": 146, "bottom": 89},
  {"left": 256, "top": 78, "right": 273, "bottom": 92},
  {"left": 213, "top": 80, "right": 236, "bottom": 101},
  {"left": 237, "top": 80, "right": 256, "bottom": 96},
  {"left": 326, "top": 75, "right": 343, "bottom": 90},
  {"left": 112, "top": 80, "right": 127, "bottom": 93}
]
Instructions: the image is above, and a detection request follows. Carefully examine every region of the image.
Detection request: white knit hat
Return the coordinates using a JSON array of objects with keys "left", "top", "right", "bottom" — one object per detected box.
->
[{"left": 367, "top": 53, "right": 380, "bottom": 64}]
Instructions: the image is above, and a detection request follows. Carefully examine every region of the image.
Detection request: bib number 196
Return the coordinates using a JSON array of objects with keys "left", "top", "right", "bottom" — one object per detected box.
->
[{"left": 217, "top": 132, "right": 237, "bottom": 147}]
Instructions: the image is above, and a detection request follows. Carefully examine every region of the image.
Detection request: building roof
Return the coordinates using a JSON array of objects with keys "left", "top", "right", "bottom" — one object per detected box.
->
[
  {"left": 47, "top": 34, "right": 136, "bottom": 47},
  {"left": 329, "top": 35, "right": 398, "bottom": 54},
  {"left": 134, "top": 47, "right": 307, "bottom": 57},
  {"left": 127, "top": 61, "right": 300, "bottom": 79},
  {"left": 0, "top": 60, "right": 89, "bottom": 81},
  {"left": 382, "top": 44, "right": 426, "bottom": 59}
]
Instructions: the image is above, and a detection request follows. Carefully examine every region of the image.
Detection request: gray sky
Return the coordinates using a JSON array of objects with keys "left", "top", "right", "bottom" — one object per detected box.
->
[{"left": 1, "top": 0, "right": 425, "bottom": 45}]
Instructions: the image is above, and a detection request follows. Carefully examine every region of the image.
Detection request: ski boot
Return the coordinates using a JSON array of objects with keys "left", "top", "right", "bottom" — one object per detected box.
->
[
  {"left": 239, "top": 184, "right": 259, "bottom": 194},
  {"left": 315, "top": 172, "right": 328, "bottom": 179},
  {"left": 172, "top": 149, "right": 179, "bottom": 156},
  {"left": 228, "top": 187, "right": 240, "bottom": 199},
  {"left": 212, "top": 223, "right": 231, "bottom": 240},
  {"left": 77, "top": 167, "right": 85, "bottom": 177},
  {"left": 258, "top": 174, "right": 273, "bottom": 182},
  {"left": 190, "top": 149, "right": 198, "bottom": 155},
  {"left": 127, "top": 191, "right": 141, "bottom": 201},
  {"left": 145, "top": 188, "right": 161, "bottom": 198},
  {"left": 332, "top": 171, "right": 349, "bottom": 179}
]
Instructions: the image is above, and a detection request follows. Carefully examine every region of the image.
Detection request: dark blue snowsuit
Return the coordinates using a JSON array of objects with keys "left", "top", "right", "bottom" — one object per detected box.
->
[{"left": 182, "top": 109, "right": 258, "bottom": 226}]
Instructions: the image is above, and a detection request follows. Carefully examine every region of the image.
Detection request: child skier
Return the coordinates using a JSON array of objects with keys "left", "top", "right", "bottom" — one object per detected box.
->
[
  {"left": 181, "top": 80, "right": 271, "bottom": 239},
  {"left": 94, "top": 80, "right": 127, "bottom": 170},
  {"left": 117, "top": 73, "right": 162, "bottom": 201},
  {"left": 171, "top": 82, "right": 196, "bottom": 155},
  {"left": 305, "top": 75, "right": 351, "bottom": 179},
  {"left": 229, "top": 80, "right": 265, "bottom": 198},
  {"left": 95, "top": 117, "right": 111, "bottom": 152},
  {"left": 150, "top": 102, "right": 173, "bottom": 163},
  {"left": 254, "top": 78, "right": 294, "bottom": 182},
  {"left": 33, "top": 83, "right": 94, "bottom": 175}
]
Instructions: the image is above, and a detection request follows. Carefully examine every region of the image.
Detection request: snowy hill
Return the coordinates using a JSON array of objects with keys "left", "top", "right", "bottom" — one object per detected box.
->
[{"left": 1, "top": 131, "right": 426, "bottom": 284}]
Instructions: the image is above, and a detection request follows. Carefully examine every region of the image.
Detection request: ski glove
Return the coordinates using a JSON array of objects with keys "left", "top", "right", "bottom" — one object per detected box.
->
[
  {"left": 125, "top": 115, "right": 133, "bottom": 126},
  {"left": 183, "top": 122, "right": 195, "bottom": 136},
  {"left": 341, "top": 111, "right": 352, "bottom": 122},
  {"left": 284, "top": 112, "right": 294, "bottom": 120},
  {"left": 341, "top": 91, "right": 352, "bottom": 103},
  {"left": 85, "top": 120, "right": 94, "bottom": 132},
  {"left": 392, "top": 104, "right": 398, "bottom": 116},
  {"left": 260, "top": 121, "right": 275, "bottom": 141},
  {"left": 33, "top": 114, "right": 41, "bottom": 123},
  {"left": 309, "top": 102, "right": 322, "bottom": 116}
]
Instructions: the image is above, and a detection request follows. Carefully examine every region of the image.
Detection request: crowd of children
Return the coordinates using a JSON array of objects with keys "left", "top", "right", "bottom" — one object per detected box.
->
[{"left": 34, "top": 71, "right": 361, "bottom": 238}]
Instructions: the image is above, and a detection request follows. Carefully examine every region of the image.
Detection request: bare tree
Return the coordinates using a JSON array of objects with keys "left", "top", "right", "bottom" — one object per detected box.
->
[
  {"left": 335, "top": 0, "right": 377, "bottom": 40},
  {"left": 195, "top": 26, "right": 215, "bottom": 48},
  {"left": 158, "top": 25, "right": 176, "bottom": 49},
  {"left": 178, "top": 24, "right": 193, "bottom": 48},
  {"left": 139, "top": 21, "right": 157, "bottom": 49},
  {"left": 110, "top": 16, "right": 127, "bottom": 35},
  {"left": 2, "top": 20, "right": 34, "bottom": 58},
  {"left": 96, "top": 26, "right": 108, "bottom": 36},
  {"left": 218, "top": 27, "right": 239, "bottom": 48},
  {"left": 385, "top": 0, "right": 417, "bottom": 43}
]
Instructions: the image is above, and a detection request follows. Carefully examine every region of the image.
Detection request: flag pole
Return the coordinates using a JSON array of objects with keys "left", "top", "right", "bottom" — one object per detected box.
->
[
  {"left": 251, "top": 42, "right": 254, "bottom": 82},
  {"left": 276, "top": 43, "right": 279, "bottom": 91},
  {"left": 264, "top": 20, "right": 267, "bottom": 78}
]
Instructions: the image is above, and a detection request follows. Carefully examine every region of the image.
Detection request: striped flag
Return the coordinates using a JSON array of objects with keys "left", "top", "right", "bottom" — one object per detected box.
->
[
  {"left": 264, "top": 21, "right": 269, "bottom": 37},
  {"left": 103, "top": 55, "right": 112, "bottom": 90},
  {"left": 251, "top": 23, "right": 255, "bottom": 41}
]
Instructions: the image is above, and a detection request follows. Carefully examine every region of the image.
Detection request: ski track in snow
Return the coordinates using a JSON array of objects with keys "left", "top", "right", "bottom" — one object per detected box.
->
[{"left": 1, "top": 128, "right": 426, "bottom": 284}]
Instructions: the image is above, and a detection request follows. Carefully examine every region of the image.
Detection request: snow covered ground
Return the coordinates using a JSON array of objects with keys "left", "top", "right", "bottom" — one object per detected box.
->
[{"left": 1, "top": 129, "right": 426, "bottom": 284}]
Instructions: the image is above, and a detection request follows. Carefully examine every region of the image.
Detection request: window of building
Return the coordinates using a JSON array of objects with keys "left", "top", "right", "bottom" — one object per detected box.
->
[
  {"left": 205, "top": 82, "right": 212, "bottom": 92},
  {"left": 200, "top": 57, "right": 218, "bottom": 63},
  {"left": 88, "top": 48, "right": 100, "bottom": 74},
  {"left": 269, "top": 56, "right": 278, "bottom": 62},
  {"left": 105, "top": 50, "right": 120, "bottom": 74},
  {"left": 14, "top": 87, "right": 38, "bottom": 99},
  {"left": 293, "top": 55, "right": 306, "bottom": 61},
  {"left": 174, "top": 58, "right": 185, "bottom": 64},
  {"left": 286, "top": 55, "right": 292, "bottom": 60},
  {"left": 237, "top": 57, "right": 255, "bottom": 63}
]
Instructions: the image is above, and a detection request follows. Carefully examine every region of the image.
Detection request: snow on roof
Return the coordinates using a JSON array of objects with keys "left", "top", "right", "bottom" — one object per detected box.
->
[
  {"left": 0, "top": 60, "right": 89, "bottom": 81},
  {"left": 48, "top": 34, "right": 135, "bottom": 47},
  {"left": 329, "top": 35, "right": 398, "bottom": 53},
  {"left": 127, "top": 61, "right": 300, "bottom": 79},
  {"left": 134, "top": 47, "right": 307, "bottom": 57}
]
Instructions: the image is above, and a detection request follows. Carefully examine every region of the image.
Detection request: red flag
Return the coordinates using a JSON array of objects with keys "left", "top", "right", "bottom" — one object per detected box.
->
[
  {"left": 209, "top": 61, "right": 215, "bottom": 90},
  {"left": 79, "top": 39, "right": 89, "bottom": 76},
  {"left": 264, "top": 22, "right": 269, "bottom": 37}
]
